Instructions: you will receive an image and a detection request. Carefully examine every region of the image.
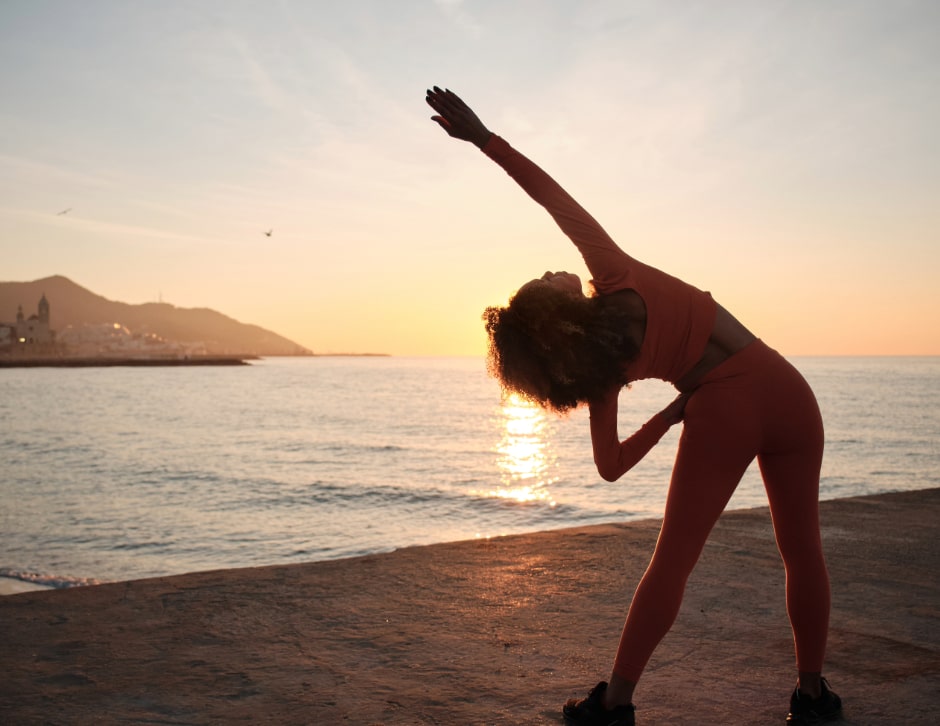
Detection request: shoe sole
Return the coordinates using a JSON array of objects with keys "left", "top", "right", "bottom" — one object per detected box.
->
[{"left": 786, "top": 707, "right": 844, "bottom": 724}]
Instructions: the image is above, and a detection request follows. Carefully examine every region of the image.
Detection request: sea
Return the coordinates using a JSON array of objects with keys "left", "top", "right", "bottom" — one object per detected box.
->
[{"left": 1, "top": 355, "right": 938, "bottom": 590}]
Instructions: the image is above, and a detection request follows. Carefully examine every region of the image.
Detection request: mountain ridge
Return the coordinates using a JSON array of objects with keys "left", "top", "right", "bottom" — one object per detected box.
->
[{"left": 1, "top": 275, "right": 311, "bottom": 356}]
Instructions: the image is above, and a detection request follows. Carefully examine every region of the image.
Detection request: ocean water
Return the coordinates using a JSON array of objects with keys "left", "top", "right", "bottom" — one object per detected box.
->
[{"left": 1, "top": 355, "right": 938, "bottom": 588}]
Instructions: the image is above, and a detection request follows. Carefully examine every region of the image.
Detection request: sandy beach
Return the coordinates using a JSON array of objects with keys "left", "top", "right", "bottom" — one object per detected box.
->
[
  {"left": 1, "top": 488, "right": 937, "bottom": 725},
  {"left": 0, "top": 577, "right": 53, "bottom": 596}
]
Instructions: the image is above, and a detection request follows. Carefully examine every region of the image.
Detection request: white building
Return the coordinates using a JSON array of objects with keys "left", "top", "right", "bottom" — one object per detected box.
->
[{"left": 0, "top": 294, "right": 56, "bottom": 354}]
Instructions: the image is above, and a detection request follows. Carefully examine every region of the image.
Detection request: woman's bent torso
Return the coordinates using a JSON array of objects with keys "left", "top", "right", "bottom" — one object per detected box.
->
[{"left": 613, "top": 290, "right": 757, "bottom": 392}]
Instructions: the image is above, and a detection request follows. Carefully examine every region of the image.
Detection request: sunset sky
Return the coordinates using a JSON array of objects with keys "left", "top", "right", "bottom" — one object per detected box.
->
[{"left": 1, "top": 1, "right": 938, "bottom": 356}]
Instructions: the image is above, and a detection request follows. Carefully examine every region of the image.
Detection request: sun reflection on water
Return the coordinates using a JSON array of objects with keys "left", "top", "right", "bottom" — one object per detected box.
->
[{"left": 477, "top": 392, "right": 558, "bottom": 507}]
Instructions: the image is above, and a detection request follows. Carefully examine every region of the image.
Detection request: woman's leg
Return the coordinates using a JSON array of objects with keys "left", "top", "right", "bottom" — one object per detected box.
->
[
  {"left": 756, "top": 356, "right": 829, "bottom": 684},
  {"left": 603, "top": 343, "right": 832, "bottom": 711},
  {"left": 608, "top": 382, "right": 759, "bottom": 697}
]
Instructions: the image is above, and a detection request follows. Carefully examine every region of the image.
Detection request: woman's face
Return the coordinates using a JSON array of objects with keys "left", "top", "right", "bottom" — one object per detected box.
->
[{"left": 518, "top": 270, "right": 583, "bottom": 297}]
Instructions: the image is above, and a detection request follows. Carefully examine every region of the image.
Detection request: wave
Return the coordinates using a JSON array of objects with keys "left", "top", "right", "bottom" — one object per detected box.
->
[
  {"left": 223, "top": 479, "right": 592, "bottom": 512},
  {"left": 0, "top": 567, "right": 107, "bottom": 590}
]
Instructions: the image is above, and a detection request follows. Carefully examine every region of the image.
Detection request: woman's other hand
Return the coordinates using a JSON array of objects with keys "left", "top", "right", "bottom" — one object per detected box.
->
[
  {"left": 426, "top": 86, "right": 492, "bottom": 148},
  {"left": 660, "top": 393, "right": 690, "bottom": 426}
]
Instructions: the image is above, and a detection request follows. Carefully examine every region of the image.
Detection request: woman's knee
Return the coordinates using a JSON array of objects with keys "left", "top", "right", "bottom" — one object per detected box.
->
[
  {"left": 773, "top": 526, "right": 826, "bottom": 571},
  {"left": 648, "top": 529, "right": 709, "bottom": 581}
]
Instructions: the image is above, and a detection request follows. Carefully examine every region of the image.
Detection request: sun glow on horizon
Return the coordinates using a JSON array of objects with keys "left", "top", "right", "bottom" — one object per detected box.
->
[{"left": 1, "top": 3, "right": 937, "bottom": 357}]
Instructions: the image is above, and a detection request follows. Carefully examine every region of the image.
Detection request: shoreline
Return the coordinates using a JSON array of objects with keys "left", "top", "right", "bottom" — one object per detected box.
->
[
  {"left": 1, "top": 488, "right": 937, "bottom": 724},
  {"left": 0, "top": 576, "right": 53, "bottom": 595},
  {"left": 0, "top": 355, "right": 258, "bottom": 368},
  {"left": 2, "top": 486, "right": 928, "bottom": 594},
  {"left": 0, "top": 353, "right": 395, "bottom": 367},
  {"left": 0, "top": 355, "right": 255, "bottom": 367}
]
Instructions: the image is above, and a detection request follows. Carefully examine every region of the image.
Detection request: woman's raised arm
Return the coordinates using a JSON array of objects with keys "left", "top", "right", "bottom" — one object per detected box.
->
[{"left": 426, "top": 86, "right": 635, "bottom": 291}]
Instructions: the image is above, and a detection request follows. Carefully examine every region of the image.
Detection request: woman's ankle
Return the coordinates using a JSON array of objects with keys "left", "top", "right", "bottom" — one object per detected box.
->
[
  {"left": 604, "top": 673, "right": 636, "bottom": 708},
  {"left": 797, "top": 671, "right": 822, "bottom": 700}
]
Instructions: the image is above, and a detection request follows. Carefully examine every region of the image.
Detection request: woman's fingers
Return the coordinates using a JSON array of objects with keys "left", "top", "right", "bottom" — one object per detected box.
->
[
  {"left": 427, "top": 86, "right": 468, "bottom": 116},
  {"left": 427, "top": 86, "right": 489, "bottom": 145}
]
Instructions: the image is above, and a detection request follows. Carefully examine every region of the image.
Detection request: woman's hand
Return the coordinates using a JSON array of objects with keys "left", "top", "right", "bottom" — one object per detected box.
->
[
  {"left": 426, "top": 86, "right": 492, "bottom": 148},
  {"left": 660, "top": 392, "right": 690, "bottom": 426}
]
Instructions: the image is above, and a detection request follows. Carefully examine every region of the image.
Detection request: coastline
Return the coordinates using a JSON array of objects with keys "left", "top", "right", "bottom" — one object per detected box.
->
[
  {"left": 0, "top": 353, "right": 389, "bottom": 367},
  {"left": 1, "top": 488, "right": 937, "bottom": 724},
  {"left": 0, "top": 355, "right": 255, "bottom": 367}
]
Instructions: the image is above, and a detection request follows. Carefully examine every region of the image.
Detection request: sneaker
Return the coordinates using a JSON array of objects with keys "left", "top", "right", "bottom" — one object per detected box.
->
[
  {"left": 786, "top": 677, "right": 843, "bottom": 724},
  {"left": 563, "top": 681, "right": 636, "bottom": 726}
]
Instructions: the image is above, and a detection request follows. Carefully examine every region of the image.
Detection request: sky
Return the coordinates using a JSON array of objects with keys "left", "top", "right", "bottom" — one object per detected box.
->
[{"left": 1, "top": 0, "right": 938, "bottom": 356}]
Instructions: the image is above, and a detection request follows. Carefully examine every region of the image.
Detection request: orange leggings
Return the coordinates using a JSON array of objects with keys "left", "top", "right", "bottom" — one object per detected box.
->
[{"left": 612, "top": 340, "right": 830, "bottom": 682}]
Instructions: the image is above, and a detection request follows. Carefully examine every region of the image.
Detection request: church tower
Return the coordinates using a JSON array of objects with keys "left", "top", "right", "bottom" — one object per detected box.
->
[{"left": 38, "top": 294, "right": 49, "bottom": 324}]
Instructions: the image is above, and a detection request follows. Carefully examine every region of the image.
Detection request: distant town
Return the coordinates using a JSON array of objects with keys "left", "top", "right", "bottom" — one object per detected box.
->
[
  {"left": 1, "top": 293, "right": 228, "bottom": 362},
  {"left": 1, "top": 290, "right": 385, "bottom": 364}
]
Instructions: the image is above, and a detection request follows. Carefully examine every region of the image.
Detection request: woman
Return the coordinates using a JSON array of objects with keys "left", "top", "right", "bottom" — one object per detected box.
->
[{"left": 426, "top": 86, "right": 843, "bottom": 726}]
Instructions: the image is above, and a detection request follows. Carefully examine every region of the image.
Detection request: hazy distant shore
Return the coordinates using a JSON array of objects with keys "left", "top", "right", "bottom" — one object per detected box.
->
[
  {"left": 0, "top": 355, "right": 255, "bottom": 368},
  {"left": 308, "top": 352, "right": 390, "bottom": 357},
  {"left": 0, "top": 353, "right": 390, "bottom": 366}
]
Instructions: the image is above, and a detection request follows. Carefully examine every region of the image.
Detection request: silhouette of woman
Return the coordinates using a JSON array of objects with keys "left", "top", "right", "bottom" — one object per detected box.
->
[{"left": 426, "top": 86, "right": 842, "bottom": 726}]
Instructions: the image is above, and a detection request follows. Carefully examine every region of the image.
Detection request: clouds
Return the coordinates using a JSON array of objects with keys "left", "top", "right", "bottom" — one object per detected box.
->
[
  {"left": 0, "top": 1, "right": 937, "bottom": 354},
  {"left": 432, "top": 0, "right": 483, "bottom": 37}
]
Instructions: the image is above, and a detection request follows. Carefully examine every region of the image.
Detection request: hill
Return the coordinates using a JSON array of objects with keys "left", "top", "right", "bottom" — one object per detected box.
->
[{"left": 0, "top": 275, "right": 311, "bottom": 356}]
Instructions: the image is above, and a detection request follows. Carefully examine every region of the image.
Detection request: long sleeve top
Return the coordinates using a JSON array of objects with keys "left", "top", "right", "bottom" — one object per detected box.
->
[{"left": 481, "top": 134, "right": 717, "bottom": 480}]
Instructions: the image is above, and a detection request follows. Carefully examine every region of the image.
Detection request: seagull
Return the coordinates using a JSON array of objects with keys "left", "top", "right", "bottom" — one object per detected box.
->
[
  {"left": 57, "top": 208, "right": 72, "bottom": 215},
  {"left": 264, "top": 229, "right": 273, "bottom": 237}
]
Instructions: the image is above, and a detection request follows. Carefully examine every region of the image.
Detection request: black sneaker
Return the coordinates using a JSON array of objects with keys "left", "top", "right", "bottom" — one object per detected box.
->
[
  {"left": 563, "top": 681, "right": 636, "bottom": 726},
  {"left": 786, "top": 677, "right": 843, "bottom": 724}
]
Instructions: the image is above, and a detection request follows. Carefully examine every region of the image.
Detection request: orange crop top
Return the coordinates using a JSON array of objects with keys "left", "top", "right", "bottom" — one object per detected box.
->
[{"left": 482, "top": 135, "right": 717, "bottom": 385}]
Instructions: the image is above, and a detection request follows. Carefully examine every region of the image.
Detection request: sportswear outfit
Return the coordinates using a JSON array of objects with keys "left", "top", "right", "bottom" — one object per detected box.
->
[{"left": 481, "top": 135, "right": 831, "bottom": 687}]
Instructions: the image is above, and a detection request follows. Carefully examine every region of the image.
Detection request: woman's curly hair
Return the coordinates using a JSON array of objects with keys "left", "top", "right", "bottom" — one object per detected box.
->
[{"left": 483, "top": 285, "right": 640, "bottom": 413}]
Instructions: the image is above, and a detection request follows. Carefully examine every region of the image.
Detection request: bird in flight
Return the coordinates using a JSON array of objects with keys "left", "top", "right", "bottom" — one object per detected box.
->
[
  {"left": 264, "top": 229, "right": 273, "bottom": 237},
  {"left": 57, "top": 208, "right": 72, "bottom": 215}
]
